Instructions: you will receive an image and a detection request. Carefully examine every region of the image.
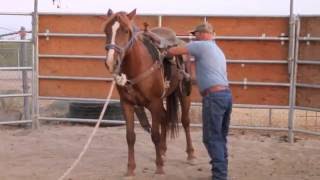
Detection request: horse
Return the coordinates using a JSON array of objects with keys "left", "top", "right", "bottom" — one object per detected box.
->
[{"left": 103, "top": 9, "right": 195, "bottom": 176}]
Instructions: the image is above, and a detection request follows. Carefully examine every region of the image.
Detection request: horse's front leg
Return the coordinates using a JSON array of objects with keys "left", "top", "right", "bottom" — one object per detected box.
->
[
  {"left": 121, "top": 101, "right": 136, "bottom": 176},
  {"left": 149, "top": 101, "right": 165, "bottom": 174}
]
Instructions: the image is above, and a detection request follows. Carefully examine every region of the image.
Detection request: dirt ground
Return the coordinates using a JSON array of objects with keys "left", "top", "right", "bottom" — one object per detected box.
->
[
  {"left": 1, "top": 72, "right": 320, "bottom": 179},
  {"left": 0, "top": 124, "right": 320, "bottom": 180}
]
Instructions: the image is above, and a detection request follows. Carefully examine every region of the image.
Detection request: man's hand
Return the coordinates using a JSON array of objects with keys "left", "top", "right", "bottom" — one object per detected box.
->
[{"left": 163, "top": 49, "right": 173, "bottom": 59}]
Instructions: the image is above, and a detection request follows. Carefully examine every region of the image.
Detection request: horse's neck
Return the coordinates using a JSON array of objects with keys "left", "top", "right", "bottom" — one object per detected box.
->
[{"left": 123, "top": 40, "right": 154, "bottom": 77}]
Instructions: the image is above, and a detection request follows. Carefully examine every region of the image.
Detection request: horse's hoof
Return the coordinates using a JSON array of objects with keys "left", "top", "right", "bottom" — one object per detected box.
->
[
  {"left": 161, "top": 154, "right": 167, "bottom": 161},
  {"left": 153, "top": 172, "right": 166, "bottom": 180},
  {"left": 155, "top": 168, "right": 165, "bottom": 175},
  {"left": 123, "top": 175, "right": 135, "bottom": 180},
  {"left": 152, "top": 174, "right": 167, "bottom": 180},
  {"left": 124, "top": 172, "right": 135, "bottom": 179}
]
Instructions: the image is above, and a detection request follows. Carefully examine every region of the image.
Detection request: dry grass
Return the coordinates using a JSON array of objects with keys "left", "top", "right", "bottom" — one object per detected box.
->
[{"left": 0, "top": 90, "right": 23, "bottom": 112}]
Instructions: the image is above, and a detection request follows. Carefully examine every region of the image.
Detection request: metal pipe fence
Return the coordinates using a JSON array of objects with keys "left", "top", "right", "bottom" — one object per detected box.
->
[
  {"left": 1, "top": 5, "right": 319, "bottom": 141},
  {"left": 292, "top": 16, "right": 320, "bottom": 138},
  {"left": 35, "top": 13, "right": 319, "bottom": 141},
  {"left": 0, "top": 12, "right": 34, "bottom": 126}
]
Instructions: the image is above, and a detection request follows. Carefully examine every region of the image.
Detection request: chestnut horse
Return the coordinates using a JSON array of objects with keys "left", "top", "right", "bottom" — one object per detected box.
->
[{"left": 103, "top": 9, "right": 195, "bottom": 176}]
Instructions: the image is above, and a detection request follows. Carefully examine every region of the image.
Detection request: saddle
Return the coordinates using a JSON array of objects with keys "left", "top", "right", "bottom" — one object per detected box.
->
[{"left": 139, "top": 24, "right": 191, "bottom": 96}]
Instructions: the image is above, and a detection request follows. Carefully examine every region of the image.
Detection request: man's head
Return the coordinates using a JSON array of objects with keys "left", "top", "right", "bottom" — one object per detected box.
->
[
  {"left": 190, "top": 22, "right": 214, "bottom": 40},
  {"left": 190, "top": 22, "right": 214, "bottom": 35}
]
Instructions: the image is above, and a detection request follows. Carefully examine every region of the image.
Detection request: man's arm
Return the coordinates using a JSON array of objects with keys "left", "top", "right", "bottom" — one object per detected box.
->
[{"left": 167, "top": 46, "right": 189, "bottom": 56}]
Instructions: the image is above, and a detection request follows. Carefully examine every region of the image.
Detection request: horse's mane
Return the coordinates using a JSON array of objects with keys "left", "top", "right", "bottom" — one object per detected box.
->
[{"left": 141, "top": 36, "right": 160, "bottom": 61}]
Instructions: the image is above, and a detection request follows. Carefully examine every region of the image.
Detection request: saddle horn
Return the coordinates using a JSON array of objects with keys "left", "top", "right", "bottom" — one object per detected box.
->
[{"left": 143, "top": 22, "right": 149, "bottom": 32}]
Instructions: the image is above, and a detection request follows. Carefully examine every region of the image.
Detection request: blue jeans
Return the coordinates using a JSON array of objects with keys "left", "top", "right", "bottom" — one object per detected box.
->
[{"left": 202, "top": 89, "right": 232, "bottom": 180}]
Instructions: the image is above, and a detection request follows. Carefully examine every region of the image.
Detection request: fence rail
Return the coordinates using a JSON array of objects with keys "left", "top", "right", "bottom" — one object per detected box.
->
[
  {"left": 0, "top": 10, "right": 319, "bottom": 141},
  {"left": 0, "top": 13, "right": 34, "bottom": 126}
]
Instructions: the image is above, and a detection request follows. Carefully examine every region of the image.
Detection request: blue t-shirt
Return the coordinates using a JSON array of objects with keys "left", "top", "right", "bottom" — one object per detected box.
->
[{"left": 186, "top": 40, "right": 229, "bottom": 92}]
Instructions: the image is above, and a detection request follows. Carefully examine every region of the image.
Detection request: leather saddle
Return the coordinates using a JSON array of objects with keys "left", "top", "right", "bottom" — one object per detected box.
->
[{"left": 140, "top": 25, "right": 192, "bottom": 96}]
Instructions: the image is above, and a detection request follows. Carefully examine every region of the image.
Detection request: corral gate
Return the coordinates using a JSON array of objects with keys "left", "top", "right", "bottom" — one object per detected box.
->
[
  {"left": 0, "top": 11, "right": 37, "bottom": 127},
  {"left": 35, "top": 13, "right": 320, "bottom": 141}
]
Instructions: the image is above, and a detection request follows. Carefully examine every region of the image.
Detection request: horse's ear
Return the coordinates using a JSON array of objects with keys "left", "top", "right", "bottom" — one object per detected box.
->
[
  {"left": 107, "top": 9, "right": 113, "bottom": 16},
  {"left": 127, "top": 9, "right": 136, "bottom": 20}
]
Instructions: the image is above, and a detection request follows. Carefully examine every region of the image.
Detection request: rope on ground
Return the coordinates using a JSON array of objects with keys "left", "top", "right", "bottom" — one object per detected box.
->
[{"left": 57, "top": 81, "right": 116, "bottom": 180}]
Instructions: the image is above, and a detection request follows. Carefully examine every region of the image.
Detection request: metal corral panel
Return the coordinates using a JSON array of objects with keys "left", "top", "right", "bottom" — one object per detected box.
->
[
  {"left": 300, "top": 16, "right": 320, "bottom": 37},
  {"left": 39, "top": 80, "right": 118, "bottom": 99},
  {"left": 39, "top": 58, "right": 111, "bottom": 77},
  {"left": 299, "top": 17, "right": 320, "bottom": 61},
  {"left": 296, "top": 87, "right": 320, "bottom": 109},
  {"left": 189, "top": 85, "right": 289, "bottom": 105},
  {"left": 39, "top": 15, "right": 159, "bottom": 33},
  {"left": 217, "top": 41, "right": 288, "bottom": 60},
  {"left": 228, "top": 64, "right": 289, "bottom": 82},
  {"left": 39, "top": 15, "right": 105, "bottom": 33},
  {"left": 296, "top": 16, "right": 320, "bottom": 109},
  {"left": 297, "top": 64, "right": 320, "bottom": 84},
  {"left": 162, "top": 16, "right": 289, "bottom": 36},
  {"left": 39, "top": 37, "right": 105, "bottom": 55},
  {"left": 299, "top": 42, "right": 320, "bottom": 60},
  {"left": 161, "top": 16, "right": 205, "bottom": 35},
  {"left": 39, "top": 37, "right": 288, "bottom": 59},
  {"left": 38, "top": 14, "right": 292, "bottom": 105},
  {"left": 189, "top": 62, "right": 289, "bottom": 83},
  {"left": 133, "top": 15, "right": 159, "bottom": 29},
  {"left": 231, "top": 85, "right": 289, "bottom": 105},
  {"left": 207, "top": 17, "right": 289, "bottom": 36},
  {"left": 208, "top": 17, "right": 289, "bottom": 37}
]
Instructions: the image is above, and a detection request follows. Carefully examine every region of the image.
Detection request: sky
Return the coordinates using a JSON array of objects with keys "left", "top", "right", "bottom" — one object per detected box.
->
[{"left": 0, "top": 0, "right": 319, "bottom": 38}]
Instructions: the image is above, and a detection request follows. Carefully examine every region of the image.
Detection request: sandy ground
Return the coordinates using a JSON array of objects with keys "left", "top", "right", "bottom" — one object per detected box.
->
[
  {"left": 0, "top": 124, "right": 320, "bottom": 180},
  {"left": 1, "top": 72, "right": 320, "bottom": 179}
]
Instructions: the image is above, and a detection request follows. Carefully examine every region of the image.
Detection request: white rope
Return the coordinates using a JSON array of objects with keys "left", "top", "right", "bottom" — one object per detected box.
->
[{"left": 57, "top": 81, "right": 116, "bottom": 180}]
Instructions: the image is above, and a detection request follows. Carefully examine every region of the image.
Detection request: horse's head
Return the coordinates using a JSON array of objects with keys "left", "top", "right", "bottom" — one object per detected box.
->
[{"left": 103, "top": 9, "right": 137, "bottom": 73}]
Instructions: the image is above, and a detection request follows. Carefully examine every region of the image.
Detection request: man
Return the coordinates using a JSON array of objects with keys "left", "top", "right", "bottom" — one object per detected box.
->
[{"left": 167, "top": 22, "right": 232, "bottom": 180}]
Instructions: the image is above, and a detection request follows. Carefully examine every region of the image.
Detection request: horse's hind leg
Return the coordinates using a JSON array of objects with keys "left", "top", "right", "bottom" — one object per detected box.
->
[
  {"left": 121, "top": 101, "right": 136, "bottom": 176},
  {"left": 159, "top": 105, "right": 167, "bottom": 157},
  {"left": 179, "top": 95, "right": 196, "bottom": 160}
]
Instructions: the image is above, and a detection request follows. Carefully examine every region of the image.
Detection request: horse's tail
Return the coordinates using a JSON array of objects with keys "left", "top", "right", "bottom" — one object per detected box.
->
[
  {"left": 134, "top": 106, "right": 151, "bottom": 133},
  {"left": 166, "top": 90, "right": 179, "bottom": 138}
]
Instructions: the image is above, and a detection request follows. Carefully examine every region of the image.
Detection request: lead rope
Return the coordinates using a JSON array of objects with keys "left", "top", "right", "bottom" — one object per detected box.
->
[{"left": 57, "top": 81, "right": 116, "bottom": 180}]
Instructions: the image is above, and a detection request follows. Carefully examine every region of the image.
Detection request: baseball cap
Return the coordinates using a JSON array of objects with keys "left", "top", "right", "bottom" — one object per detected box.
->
[{"left": 190, "top": 22, "right": 214, "bottom": 35}]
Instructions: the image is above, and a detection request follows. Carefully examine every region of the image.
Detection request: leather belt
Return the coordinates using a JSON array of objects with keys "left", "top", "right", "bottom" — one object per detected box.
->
[{"left": 201, "top": 85, "right": 229, "bottom": 97}]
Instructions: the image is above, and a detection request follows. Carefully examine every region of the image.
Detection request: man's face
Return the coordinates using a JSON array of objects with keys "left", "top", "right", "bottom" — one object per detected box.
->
[
  {"left": 194, "top": 31, "right": 213, "bottom": 40},
  {"left": 194, "top": 31, "right": 205, "bottom": 40}
]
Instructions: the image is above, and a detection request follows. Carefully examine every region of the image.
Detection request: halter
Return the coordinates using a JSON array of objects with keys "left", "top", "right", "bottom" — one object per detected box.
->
[
  {"left": 104, "top": 26, "right": 139, "bottom": 74},
  {"left": 104, "top": 23, "right": 166, "bottom": 98}
]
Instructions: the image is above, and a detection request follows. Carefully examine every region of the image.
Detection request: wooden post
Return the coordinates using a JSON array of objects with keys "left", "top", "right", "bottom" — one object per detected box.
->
[{"left": 19, "top": 26, "right": 31, "bottom": 123}]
